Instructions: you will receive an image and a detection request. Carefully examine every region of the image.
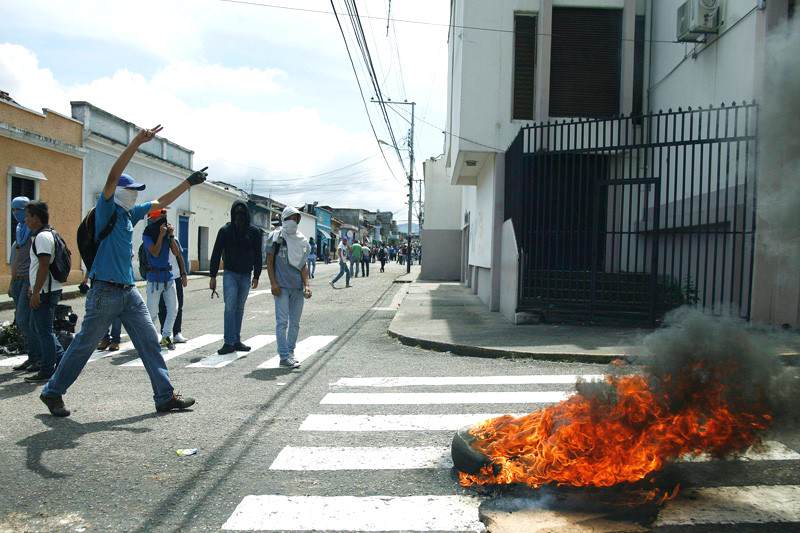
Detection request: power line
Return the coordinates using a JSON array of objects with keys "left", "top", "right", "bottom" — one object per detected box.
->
[
  {"left": 328, "top": 0, "right": 404, "bottom": 186},
  {"left": 387, "top": 102, "right": 504, "bottom": 152},
  {"left": 217, "top": 0, "right": 685, "bottom": 43}
]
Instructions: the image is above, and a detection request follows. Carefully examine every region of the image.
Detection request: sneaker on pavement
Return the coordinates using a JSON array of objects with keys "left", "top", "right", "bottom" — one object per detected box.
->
[
  {"left": 233, "top": 342, "right": 251, "bottom": 352},
  {"left": 107, "top": 342, "right": 120, "bottom": 351},
  {"left": 174, "top": 333, "right": 188, "bottom": 343},
  {"left": 279, "top": 357, "right": 301, "bottom": 369},
  {"left": 329, "top": 281, "right": 336, "bottom": 289},
  {"left": 217, "top": 344, "right": 236, "bottom": 355},
  {"left": 24, "top": 363, "right": 41, "bottom": 374},
  {"left": 12, "top": 359, "right": 33, "bottom": 372},
  {"left": 156, "top": 393, "right": 196, "bottom": 413},
  {"left": 97, "top": 338, "right": 111, "bottom": 351},
  {"left": 24, "top": 371, "right": 53, "bottom": 384},
  {"left": 40, "top": 393, "right": 70, "bottom": 417},
  {"left": 160, "top": 337, "right": 176, "bottom": 351}
]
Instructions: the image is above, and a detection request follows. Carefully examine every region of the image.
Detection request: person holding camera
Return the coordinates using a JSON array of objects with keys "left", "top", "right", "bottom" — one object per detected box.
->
[{"left": 142, "top": 208, "right": 186, "bottom": 350}]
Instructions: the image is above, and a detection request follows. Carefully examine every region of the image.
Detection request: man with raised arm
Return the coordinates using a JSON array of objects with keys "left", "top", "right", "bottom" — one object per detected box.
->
[{"left": 41, "top": 125, "right": 208, "bottom": 417}]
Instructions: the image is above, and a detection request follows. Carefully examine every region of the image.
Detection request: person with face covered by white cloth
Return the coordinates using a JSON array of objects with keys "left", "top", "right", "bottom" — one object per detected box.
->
[
  {"left": 41, "top": 124, "right": 208, "bottom": 417},
  {"left": 266, "top": 206, "right": 312, "bottom": 369}
]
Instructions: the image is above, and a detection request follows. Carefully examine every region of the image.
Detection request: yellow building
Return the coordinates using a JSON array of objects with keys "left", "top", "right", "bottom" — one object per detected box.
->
[{"left": 0, "top": 93, "right": 85, "bottom": 287}]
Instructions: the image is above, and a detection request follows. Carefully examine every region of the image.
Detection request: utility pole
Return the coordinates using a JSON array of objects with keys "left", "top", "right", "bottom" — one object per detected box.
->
[{"left": 371, "top": 98, "right": 415, "bottom": 274}]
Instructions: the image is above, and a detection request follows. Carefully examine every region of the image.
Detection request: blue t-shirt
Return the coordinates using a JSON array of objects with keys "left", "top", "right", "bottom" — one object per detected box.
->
[
  {"left": 142, "top": 231, "right": 172, "bottom": 283},
  {"left": 91, "top": 195, "right": 151, "bottom": 285}
]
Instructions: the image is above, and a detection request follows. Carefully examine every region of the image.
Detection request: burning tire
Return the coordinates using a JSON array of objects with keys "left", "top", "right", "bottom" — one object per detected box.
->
[{"left": 451, "top": 426, "right": 491, "bottom": 475}]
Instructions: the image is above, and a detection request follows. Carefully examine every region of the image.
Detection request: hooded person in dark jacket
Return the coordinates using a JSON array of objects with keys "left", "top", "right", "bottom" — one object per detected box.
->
[{"left": 209, "top": 201, "right": 263, "bottom": 355}]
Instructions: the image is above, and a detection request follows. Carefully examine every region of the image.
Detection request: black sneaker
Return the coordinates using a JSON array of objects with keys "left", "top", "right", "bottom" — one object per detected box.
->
[
  {"left": 156, "top": 393, "right": 196, "bottom": 413},
  {"left": 279, "top": 357, "right": 301, "bottom": 369},
  {"left": 24, "top": 371, "right": 53, "bottom": 384},
  {"left": 217, "top": 344, "right": 235, "bottom": 355},
  {"left": 40, "top": 393, "right": 70, "bottom": 417},
  {"left": 233, "top": 342, "right": 251, "bottom": 352},
  {"left": 12, "top": 359, "right": 33, "bottom": 372},
  {"left": 24, "top": 363, "right": 42, "bottom": 374}
]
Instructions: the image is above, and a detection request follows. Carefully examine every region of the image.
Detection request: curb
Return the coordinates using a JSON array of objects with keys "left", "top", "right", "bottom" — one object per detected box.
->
[
  {"left": 388, "top": 327, "right": 800, "bottom": 366},
  {"left": 387, "top": 326, "right": 634, "bottom": 365}
]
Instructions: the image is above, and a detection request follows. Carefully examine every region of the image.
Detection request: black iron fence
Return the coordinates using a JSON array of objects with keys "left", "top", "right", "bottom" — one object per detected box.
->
[{"left": 505, "top": 102, "right": 758, "bottom": 325}]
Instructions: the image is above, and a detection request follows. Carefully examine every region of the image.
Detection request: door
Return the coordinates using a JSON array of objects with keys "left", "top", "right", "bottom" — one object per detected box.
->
[
  {"left": 198, "top": 226, "right": 209, "bottom": 271},
  {"left": 178, "top": 216, "right": 189, "bottom": 271}
]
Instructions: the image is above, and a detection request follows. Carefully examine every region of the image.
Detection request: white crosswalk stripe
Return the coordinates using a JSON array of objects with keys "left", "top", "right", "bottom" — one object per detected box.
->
[
  {"left": 88, "top": 341, "right": 136, "bottom": 362},
  {"left": 0, "top": 355, "right": 28, "bottom": 367},
  {"left": 226, "top": 372, "right": 800, "bottom": 531},
  {"left": 299, "top": 413, "right": 522, "bottom": 432},
  {"left": 332, "top": 374, "right": 605, "bottom": 387},
  {"left": 186, "top": 335, "right": 275, "bottom": 368},
  {"left": 222, "top": 495, "right": 485, "bottom": 532},
  {"left": 257, "top": 335, "right": 337, "bottom": 369},
  {"left": 320, "top": 390, "right": 571, "bottom": 405},
  {"left": 121, "top": 333, "right": 222, "bottom": 367}
]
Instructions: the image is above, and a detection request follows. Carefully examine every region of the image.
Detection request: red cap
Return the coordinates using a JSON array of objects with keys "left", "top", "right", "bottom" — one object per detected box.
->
[{"left": 148, "top": 208, "right": 167, "bottom": 220}]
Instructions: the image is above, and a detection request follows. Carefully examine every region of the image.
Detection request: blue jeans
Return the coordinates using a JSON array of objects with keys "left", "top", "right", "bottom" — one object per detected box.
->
[
  {"left": 350, "top": 259, "right": 359, "bottom": 277},
  {"left": 307, "top": 256, "right": 316, "bottom": 278},
  {"left": 44, "top": 282, "right": 173, "bottom": 405},
  {"left": 223, "top": 271, "right": 251, "bottom": 346},
  {"left": 10, "top": 279, "right": 39, "bottom": 364},
  {"left": 331, "top": 261, "right": 350, "bottom": 285},
  {"left": 30, "top": 290, "right": 64, "bottom": 375},
  {"left": 274, "top": 288, "right": 305, "bottom": 359}
]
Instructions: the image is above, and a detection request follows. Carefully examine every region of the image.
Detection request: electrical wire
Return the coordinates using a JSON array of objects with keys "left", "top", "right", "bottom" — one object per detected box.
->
[
  {"left": 327, "top": 0, "right": 404, "bottom": 186},
  {"left": 387, "top": 102, "right": 504, "bottom": 152},
  {"left": 217, "top": 0, "right": 685, "bottom": 43}
]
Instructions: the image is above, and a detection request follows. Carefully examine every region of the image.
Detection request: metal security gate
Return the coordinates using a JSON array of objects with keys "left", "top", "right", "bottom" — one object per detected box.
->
[{"left": 505, "top": 102, "right": 758, "bottom": 325}]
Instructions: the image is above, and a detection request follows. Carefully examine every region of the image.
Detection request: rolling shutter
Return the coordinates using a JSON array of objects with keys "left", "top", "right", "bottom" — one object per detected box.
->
[
  {"left": 512, "top": 14, "right": 536, "bottom": 120},
  {"left": 549, "top": 8, "right": 622, "bottom": 118}
]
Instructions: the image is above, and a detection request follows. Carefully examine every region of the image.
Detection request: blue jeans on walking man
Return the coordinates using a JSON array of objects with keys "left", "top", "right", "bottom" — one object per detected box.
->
[
  {"left": 331, "top": 261, "right": 350, "bottom": 286},
  {"left": 10, "top": 279, "right": 39, "bottom": 366},
  {"left": 223, "top": 270, "right": 251, "bottom": 346},
  {"left": 30, "top": 290, "right": 64, "bottom": 375},
  {"left": 43, "top": 283, "right": 174, "bottom": 405},
  {"left": 274, "top": 288, "right": 305, "bottom": 361}
]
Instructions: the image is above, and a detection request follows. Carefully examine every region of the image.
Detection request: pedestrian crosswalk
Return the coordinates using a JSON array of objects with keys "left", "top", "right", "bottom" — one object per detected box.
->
[
  {"left": 224, "top": 372, "right": 800, "bottom": 532},
  {"left": 0, "top": 334, "right": 336, "bottom": 371}
]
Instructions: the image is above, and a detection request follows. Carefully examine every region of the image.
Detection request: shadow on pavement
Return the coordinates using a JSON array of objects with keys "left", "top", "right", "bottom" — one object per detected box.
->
[
  {"left": 16, "top": 413, "right": 157, "bottom": 479},
  {"left": 245, "top": 368, "right": 295, "bottom": 382},
  {"left": 0, "top": 372, "right": 38, "bottom": 400}
]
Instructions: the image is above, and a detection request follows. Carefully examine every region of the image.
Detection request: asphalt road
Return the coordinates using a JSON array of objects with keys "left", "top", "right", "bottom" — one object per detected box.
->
[{"left": 1, "top": 261, "right": 799, "bottom": 532}]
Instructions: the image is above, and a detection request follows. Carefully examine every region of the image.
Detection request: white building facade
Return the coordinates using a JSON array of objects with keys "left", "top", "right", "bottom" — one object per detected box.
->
[{"left": 437, "top": 0, "right": 797, "bottom": 326}]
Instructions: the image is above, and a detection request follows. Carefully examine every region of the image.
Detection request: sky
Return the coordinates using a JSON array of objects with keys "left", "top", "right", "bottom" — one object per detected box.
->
[{"left": 0, "top": 0, "right": 450, "bottom": 225}]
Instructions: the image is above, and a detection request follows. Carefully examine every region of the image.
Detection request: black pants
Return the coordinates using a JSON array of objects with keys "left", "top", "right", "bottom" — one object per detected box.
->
[
  {"left": 380, "top": 259, "right": 386, "bottom": 272},
  {"left": 362, "top": 259, "right": 370, "bottom": 277},
  {"left": 159, "top": 281, "right": 183, "bottom": 335}
]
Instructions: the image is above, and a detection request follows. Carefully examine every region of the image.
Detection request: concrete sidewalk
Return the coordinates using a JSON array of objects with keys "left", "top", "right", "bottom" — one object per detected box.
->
[
  {"left": 388, "top": 281, "right": 800, "bottom": 364},
  {"left": 0, "top": 274, "right": 208, "bottom": 312}
]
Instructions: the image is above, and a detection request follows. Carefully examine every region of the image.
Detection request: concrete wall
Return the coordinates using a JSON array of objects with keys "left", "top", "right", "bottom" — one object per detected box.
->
[
  {"left": 499, "top": 219, "right": 519, "bottom": 323},
  {"left": 648, "top": 1, "right": 760, "bottom": 113},
  {"left": 422, "top": 157, "right": 463, "bottom": 280},
  {"left": 0, "top": 100, "right": 85, "bottom": 286},
  {"left": 299, "top": 212, "right": 317, "bottom": 242}
]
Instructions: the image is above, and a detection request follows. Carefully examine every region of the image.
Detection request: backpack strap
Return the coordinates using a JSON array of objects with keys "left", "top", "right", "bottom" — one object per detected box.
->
[{"left": 97, "top": 210, "right": 118, "bottom": 243}]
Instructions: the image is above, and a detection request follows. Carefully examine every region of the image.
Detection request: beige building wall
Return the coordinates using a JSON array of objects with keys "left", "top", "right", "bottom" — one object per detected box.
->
[{"left": 0, "top": 100, "right": 85, "bottom": 287}]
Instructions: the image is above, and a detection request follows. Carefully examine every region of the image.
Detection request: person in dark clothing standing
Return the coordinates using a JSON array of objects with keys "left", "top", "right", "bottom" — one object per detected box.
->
[{"left": 209, "top": 201, "right": 263, "bottom": 355}]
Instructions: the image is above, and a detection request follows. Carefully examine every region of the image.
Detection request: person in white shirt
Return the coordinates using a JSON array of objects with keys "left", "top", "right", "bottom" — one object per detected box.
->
[
  {"left": 329, "top": 237, "right": 351, "bottom": 288},
  {"left": 23, "top": 201, "right": 65, "bottom": 384}
]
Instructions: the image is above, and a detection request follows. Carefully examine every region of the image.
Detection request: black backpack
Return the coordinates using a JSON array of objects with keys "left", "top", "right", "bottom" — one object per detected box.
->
[
  {"left": 32, "top": 227, "right": 72, "bottom": 285},
  {"left": 76, "top": 208, "right": 117, "bottom": 272},
  {"left": 137, "top": 242, "right": 150, "bottom": 279}
]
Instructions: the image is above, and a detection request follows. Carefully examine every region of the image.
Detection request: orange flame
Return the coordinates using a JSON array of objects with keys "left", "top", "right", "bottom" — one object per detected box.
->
[{"left": 458, "top": 366, "right": 771, "bottom": 494}]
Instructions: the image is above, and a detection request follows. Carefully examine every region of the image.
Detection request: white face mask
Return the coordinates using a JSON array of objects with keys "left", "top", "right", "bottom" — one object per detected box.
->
[
  {"left": 283, "top": 220, "right": 298, "bottom": 235},
  {"left": 114, "top": 188, "right": 138, "bottom": 212}
]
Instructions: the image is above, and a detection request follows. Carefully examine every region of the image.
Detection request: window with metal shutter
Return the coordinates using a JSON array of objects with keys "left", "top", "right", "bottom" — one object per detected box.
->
[
  {"left": 549, "top": 7, "right": 622, "bottom": 118},
  {"left": 513, "top": 14, "right": 536, "bottom": 120}
]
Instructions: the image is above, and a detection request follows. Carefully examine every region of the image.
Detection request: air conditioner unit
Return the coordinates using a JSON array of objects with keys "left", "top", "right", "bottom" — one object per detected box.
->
[{"left": 677, "top": 0, "right": 720, "bottom": 42}]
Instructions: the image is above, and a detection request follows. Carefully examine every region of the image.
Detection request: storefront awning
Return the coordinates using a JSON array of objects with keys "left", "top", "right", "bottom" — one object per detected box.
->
[{"left": 317, "top": 229, "right": 331, "bottom": 240}]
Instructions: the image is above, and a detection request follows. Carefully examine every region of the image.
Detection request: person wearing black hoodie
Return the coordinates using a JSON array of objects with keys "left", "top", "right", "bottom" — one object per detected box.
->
[{"left": 209, "top": 201, "right": 263, "bottom": 355}]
